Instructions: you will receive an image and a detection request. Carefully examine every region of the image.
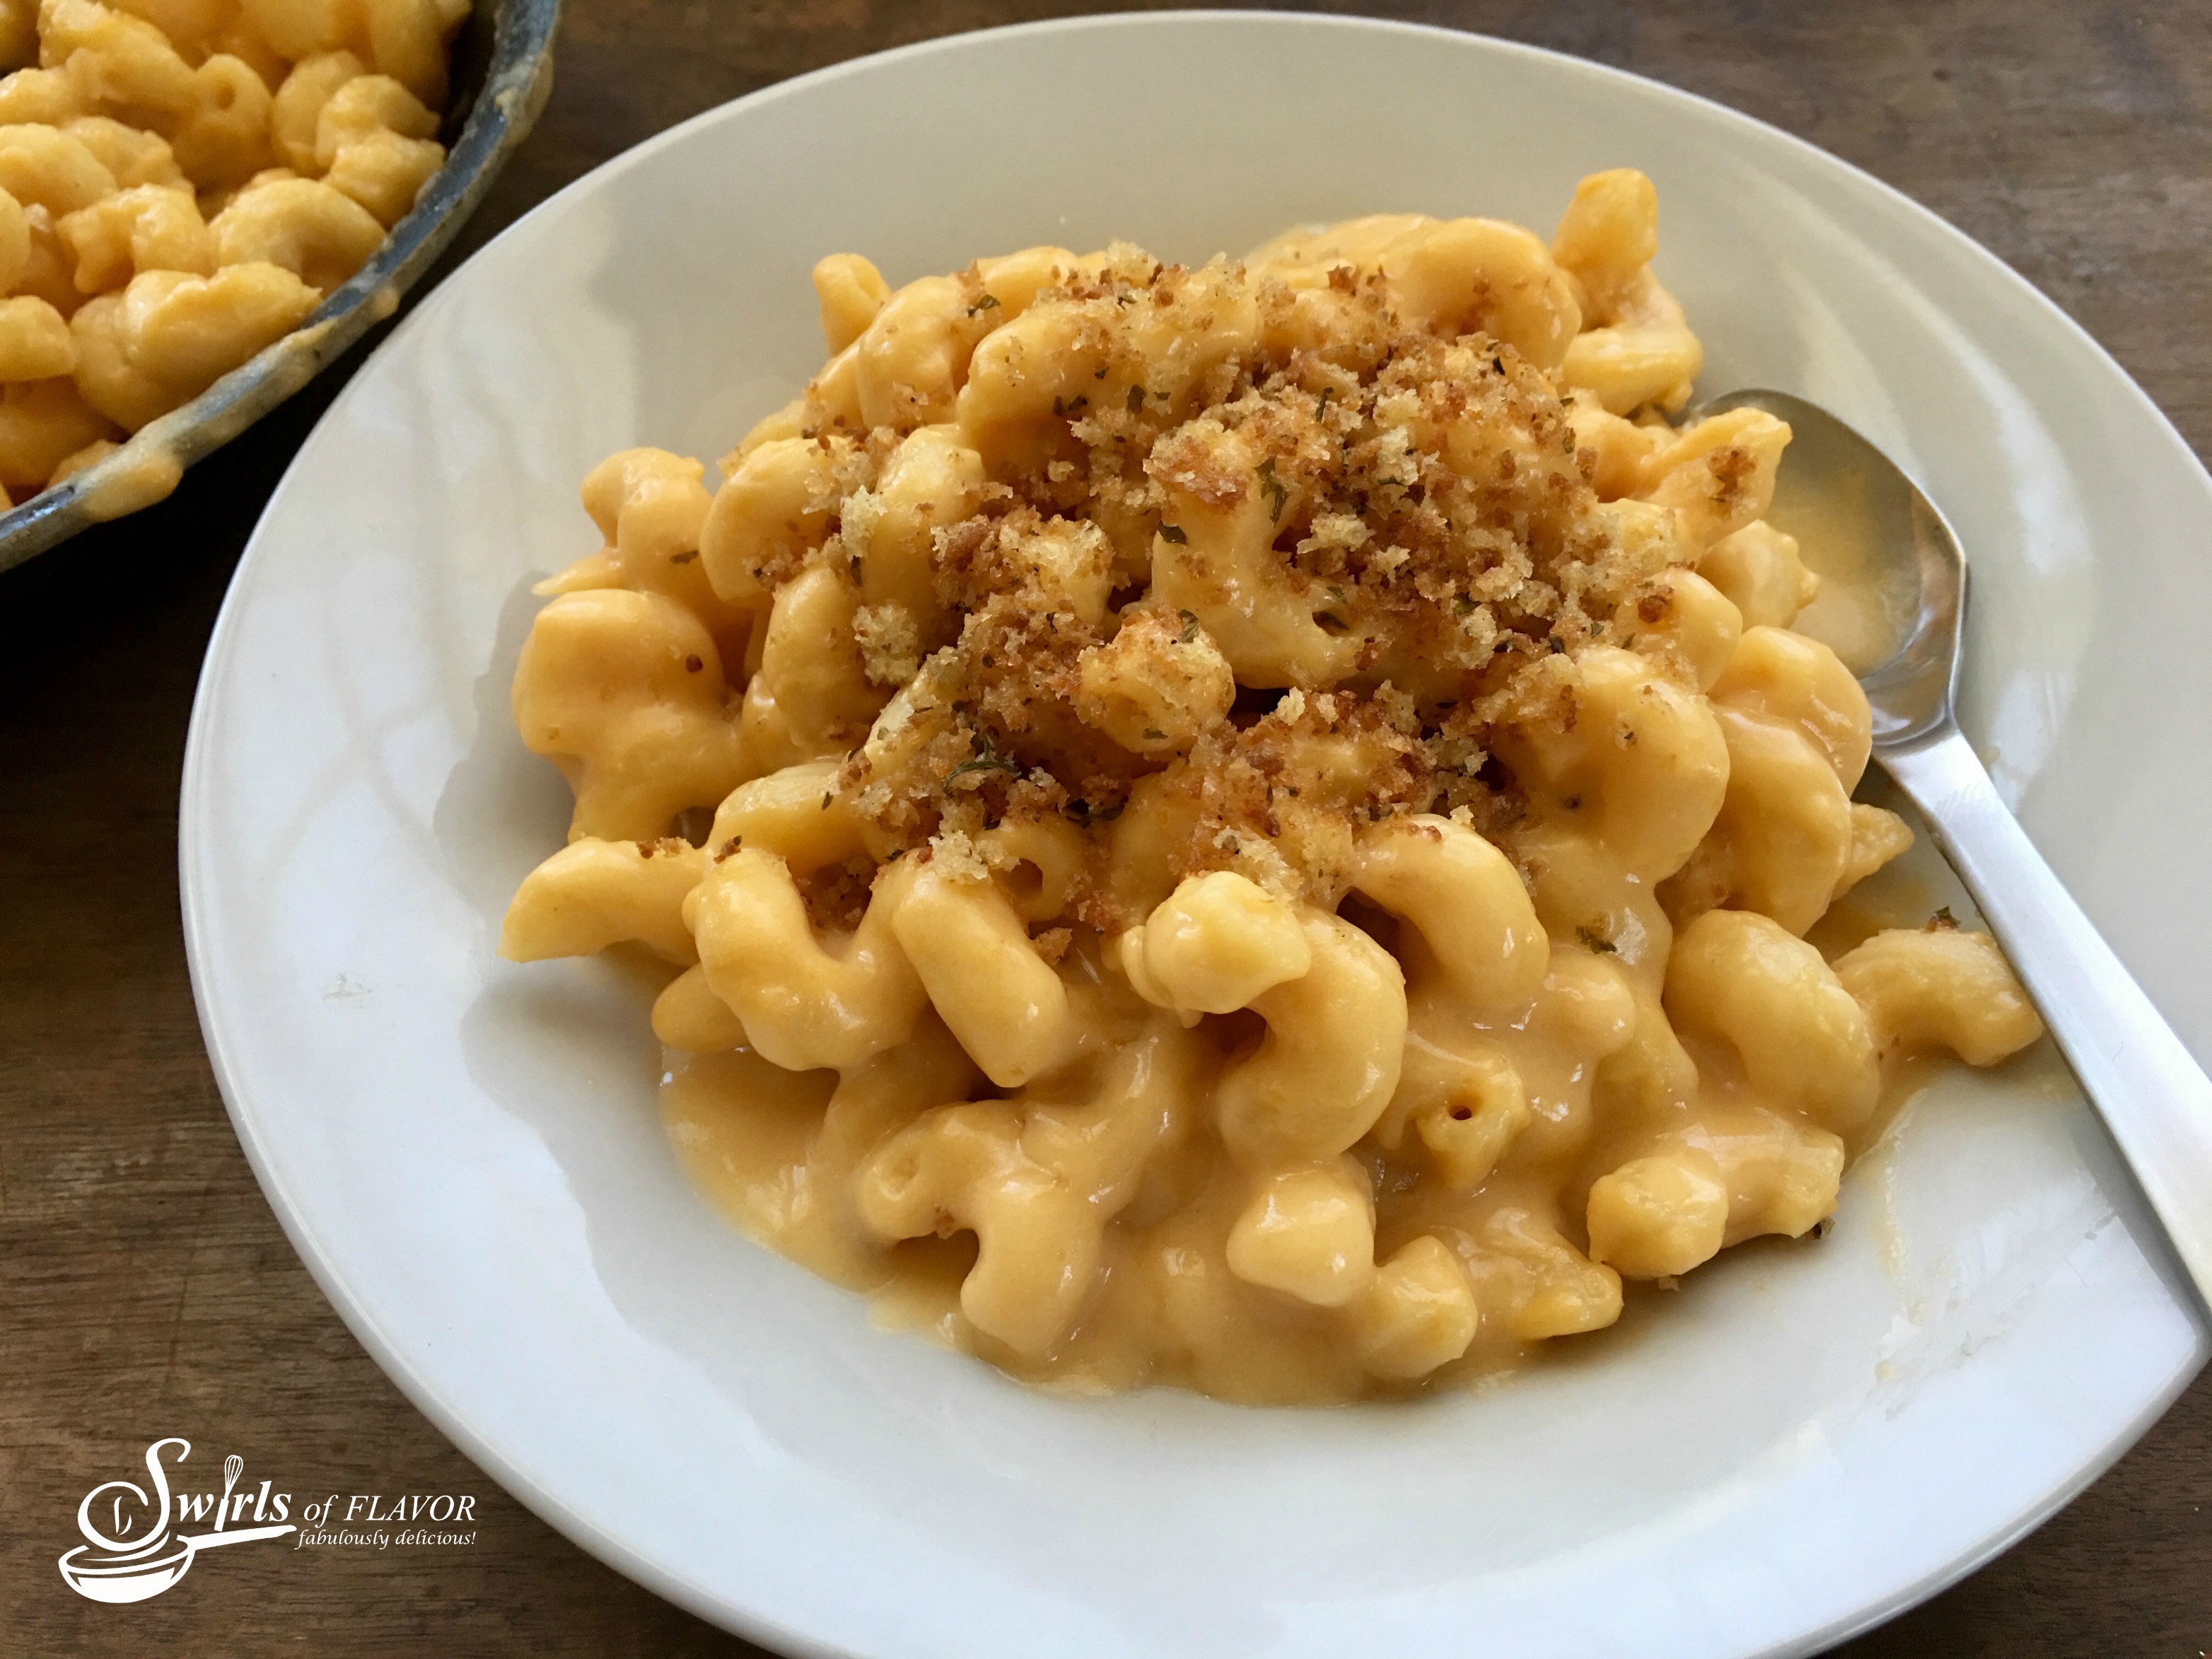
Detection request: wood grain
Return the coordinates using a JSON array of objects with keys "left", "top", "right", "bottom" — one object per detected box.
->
[{"left": 3, "top": 3, "right": 2208, "bottom": 1654}]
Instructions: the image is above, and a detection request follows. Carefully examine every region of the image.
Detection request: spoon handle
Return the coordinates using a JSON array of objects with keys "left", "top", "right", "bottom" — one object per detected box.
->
[{"left": 1878, "top": 724, "right": 2212, "bottom": 1318}]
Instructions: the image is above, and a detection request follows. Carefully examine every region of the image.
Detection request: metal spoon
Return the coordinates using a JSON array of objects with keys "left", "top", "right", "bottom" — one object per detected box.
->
[{"left": 1699, "top": 389, "right": 2212, "bottom": 1314}]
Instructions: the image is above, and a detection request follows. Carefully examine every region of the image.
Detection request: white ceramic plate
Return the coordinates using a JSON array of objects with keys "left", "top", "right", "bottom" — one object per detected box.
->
[{"left": 182, "top": 13, "right": 2212, "bottom": 1656}]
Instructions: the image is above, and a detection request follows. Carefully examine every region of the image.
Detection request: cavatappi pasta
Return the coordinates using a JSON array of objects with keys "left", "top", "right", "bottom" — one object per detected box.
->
[
  {"left": 0, "top": 0, "right": 466, "bottom": 506},
  {"left": 501, "top": 170, "right": 2044, "bottom": 1403}
]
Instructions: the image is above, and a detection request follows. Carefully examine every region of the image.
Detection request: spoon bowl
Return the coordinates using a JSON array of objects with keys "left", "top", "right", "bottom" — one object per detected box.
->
[{"left": 1694, "top": 389, "right": 1962, "bottom": 743}]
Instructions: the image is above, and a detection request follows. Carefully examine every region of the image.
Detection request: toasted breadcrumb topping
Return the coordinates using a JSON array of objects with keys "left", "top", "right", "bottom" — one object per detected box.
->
[{"left": 811, "top": 256, "right": 1699, "bottom": 927}]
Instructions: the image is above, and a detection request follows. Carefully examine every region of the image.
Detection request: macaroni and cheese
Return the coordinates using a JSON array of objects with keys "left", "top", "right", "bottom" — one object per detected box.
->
[
  {"left": 501, "top": 170, "right": 2044, "bottom": 1402},
  {"left": 0, "top": 0, "right": 465, "bottom": 507}
]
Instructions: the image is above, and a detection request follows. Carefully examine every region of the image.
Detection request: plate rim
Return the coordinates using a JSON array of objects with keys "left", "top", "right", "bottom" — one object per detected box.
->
[{"left": 178, "top": 11, "right": 2212, "bottom": 1656}]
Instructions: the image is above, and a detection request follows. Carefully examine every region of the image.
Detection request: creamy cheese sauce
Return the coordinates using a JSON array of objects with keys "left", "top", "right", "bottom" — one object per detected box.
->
[{"left": 658, "top": 897, "right": 1950, "bottom": 1406}]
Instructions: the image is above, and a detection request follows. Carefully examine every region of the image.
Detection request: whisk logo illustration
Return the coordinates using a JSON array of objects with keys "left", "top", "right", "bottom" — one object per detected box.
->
[{"left": 58, "top": 1438, "right": 293, "bottom": 1603}]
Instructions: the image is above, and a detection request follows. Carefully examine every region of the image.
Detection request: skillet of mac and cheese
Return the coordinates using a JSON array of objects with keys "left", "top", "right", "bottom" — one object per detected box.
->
[
  {"left": 0, "top": 0, "right": 467, "bottom": 507},
  {"left": 500, "top": 170, "right": 2043, "bottom": 1403}
]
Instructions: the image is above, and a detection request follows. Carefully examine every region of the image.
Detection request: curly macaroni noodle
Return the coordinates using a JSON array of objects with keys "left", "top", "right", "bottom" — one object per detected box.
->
[
  {"left": 0, "top": 0, "right": 465, "bottom": 507},
  {"left": 502, "top": 170, "right": 2044, "bottom": 1402}
]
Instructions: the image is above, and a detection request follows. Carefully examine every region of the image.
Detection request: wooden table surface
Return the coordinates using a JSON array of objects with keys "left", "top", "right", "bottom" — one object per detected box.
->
[{"left": 4, "top": 2, "right": 2208, "bottom": 1653}]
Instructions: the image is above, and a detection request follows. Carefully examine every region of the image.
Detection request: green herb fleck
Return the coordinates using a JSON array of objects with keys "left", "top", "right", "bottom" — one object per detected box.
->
[
  {"left": 1576, "top": 926, "right": 1617, "bottom": 955},
  {"left": 1159, "top": 523, "right": 1188, "bottom": 545},
  {"left": 1256, "top": 457, "right": 1288, "bottom": 520},
  {"left": 1177, "top": 609, "right": 1200, "bottom": 643},
  {"left": 669, "top": 549, "right": 699, "bottom": 564},
  {"left": 1315, "top": 386, "right": 1334, "bottom": 420},
  {"left": 1928, "top": 906, "right": 1959, "bottom": 931},
  {"left": 821, "top": 792, "right": 832, "bottom": 810},
  {"left": 1064, "top": 796, "right": 1129, "bottom": 829},
  {"left": 1127, "top": 384, "right": 1146, "bottom": 414},
  {"left": 967, "top": 293, "right": 1000, "bottom": 315},
  {"left": 942, "top": 728, "right": 1021, "bottom": 793},
  {"left": 1142, "top": 728, "right": 1166, "bottom": 740},
  {"left": 1454, "top": 595, "right": 1477, "bottom": 615},
  {"left": 943, "top": 753, "right": 1021, "bottom": 791}
]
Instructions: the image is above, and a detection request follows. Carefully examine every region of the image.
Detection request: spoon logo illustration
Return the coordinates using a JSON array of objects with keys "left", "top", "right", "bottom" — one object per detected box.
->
[{"left": 58, "top": 1438, "right": 294, "bottom": 1603}]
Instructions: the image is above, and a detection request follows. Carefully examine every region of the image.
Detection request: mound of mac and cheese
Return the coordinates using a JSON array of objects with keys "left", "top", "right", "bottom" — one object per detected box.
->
[
  {"left": 0, "top": 0, "right": 466, "bottom": 507},
  {"left": 501, "top": 171, "right": 2044, "bottom": 1402}
]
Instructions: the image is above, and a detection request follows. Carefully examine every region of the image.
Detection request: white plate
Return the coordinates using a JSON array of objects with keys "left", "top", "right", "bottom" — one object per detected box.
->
[{"left": 182, "top": 13, "right": 2212, "bottom": 1657}]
